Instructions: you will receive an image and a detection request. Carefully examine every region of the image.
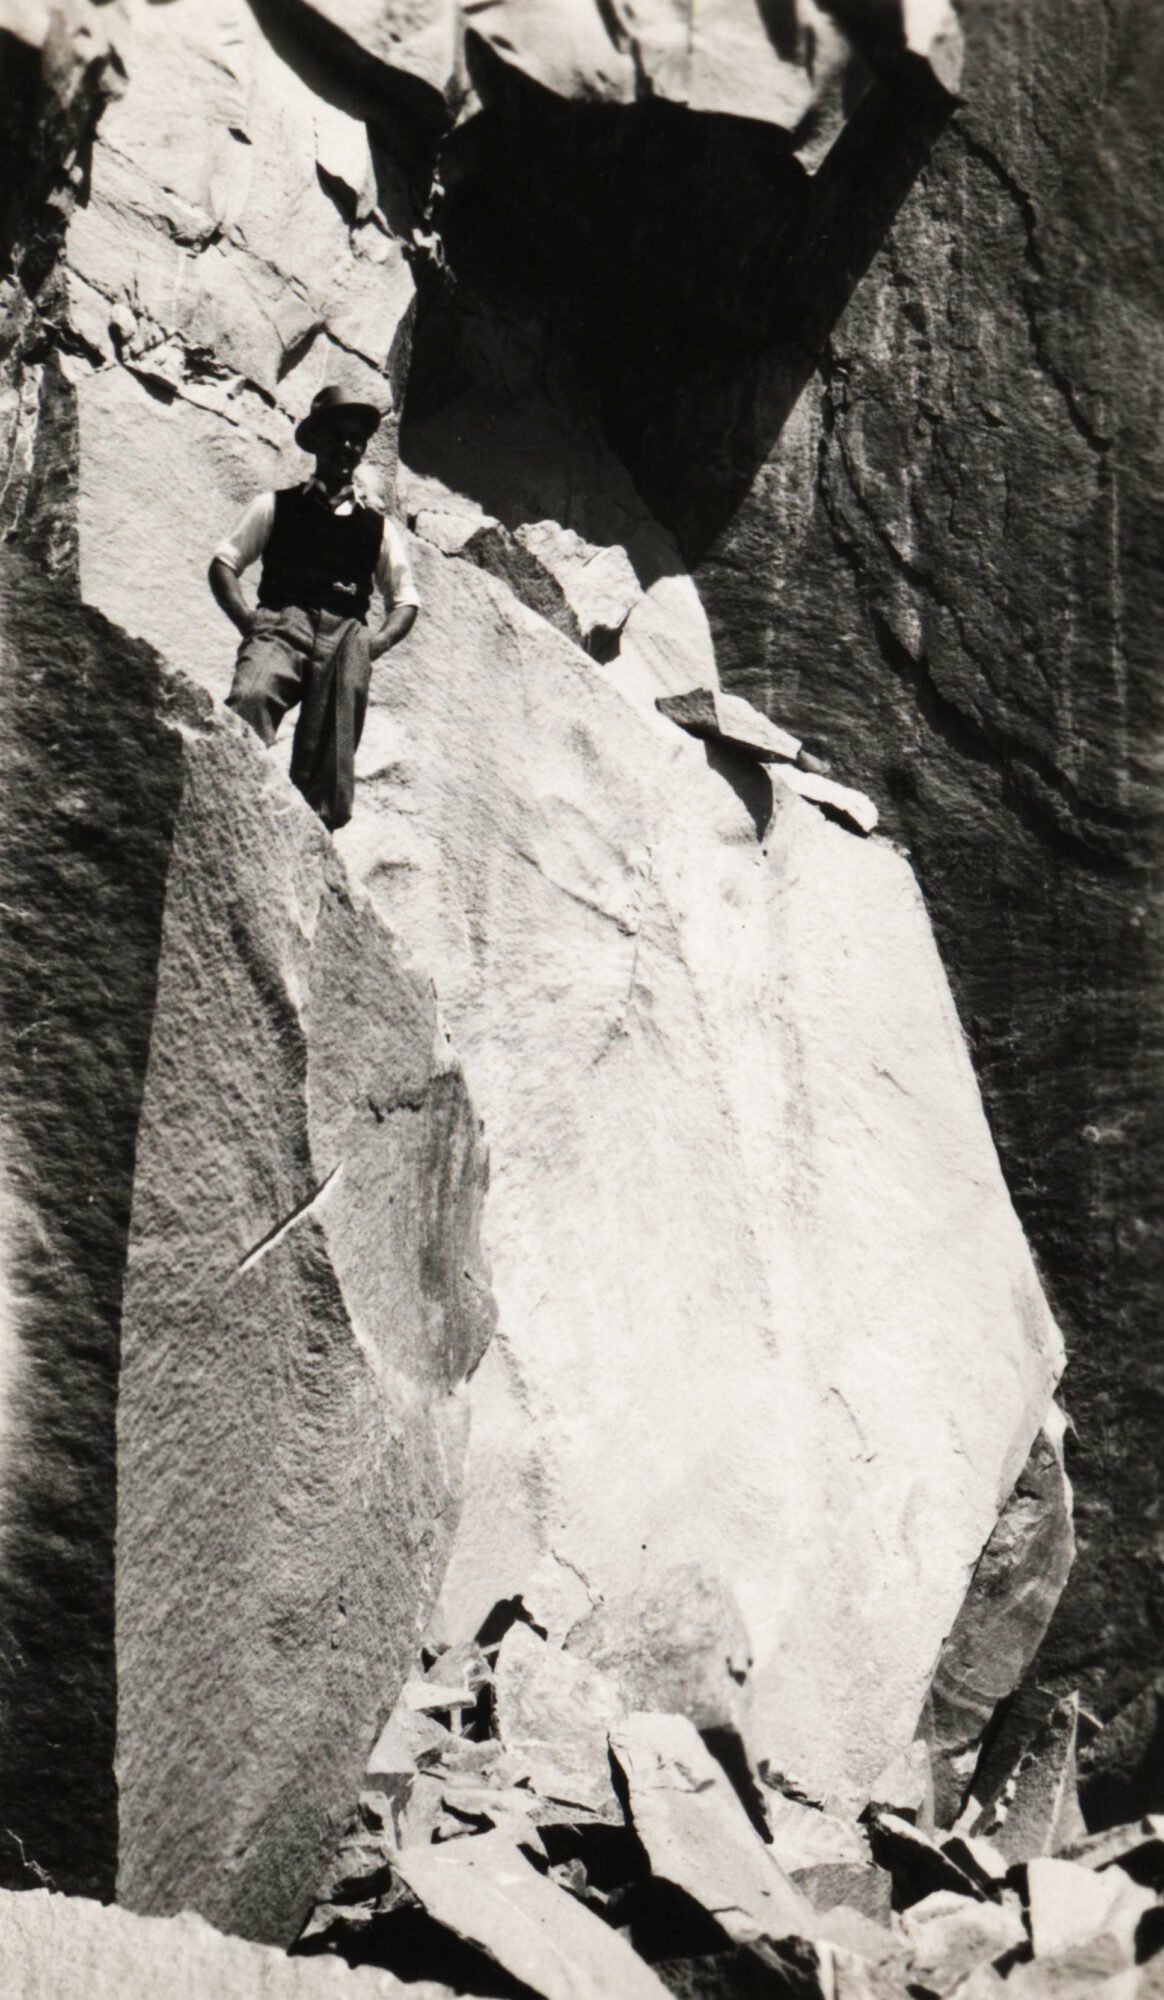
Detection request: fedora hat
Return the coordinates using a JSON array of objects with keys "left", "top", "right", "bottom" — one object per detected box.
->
[{"left": 295, "top": 385, "right": 385, "bottom": 453}]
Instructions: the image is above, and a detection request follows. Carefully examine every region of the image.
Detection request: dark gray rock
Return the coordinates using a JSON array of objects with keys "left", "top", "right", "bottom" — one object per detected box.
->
[{"left": 922, "top": 1414, "right": 1075, "bottom": 1827}]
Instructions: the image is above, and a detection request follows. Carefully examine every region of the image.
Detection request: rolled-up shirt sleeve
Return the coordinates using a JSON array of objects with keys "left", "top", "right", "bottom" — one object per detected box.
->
[
  {"left": 376, "top": 517, "right": 421, "bottom": 610},
  {"left": 212, "top": 492, "right": 275, "bottom": 575}
]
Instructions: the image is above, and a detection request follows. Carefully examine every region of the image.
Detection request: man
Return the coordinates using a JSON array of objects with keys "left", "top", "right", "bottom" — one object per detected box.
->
[{"left": 209, "top": 385, "right": 419, "bottom": 832}]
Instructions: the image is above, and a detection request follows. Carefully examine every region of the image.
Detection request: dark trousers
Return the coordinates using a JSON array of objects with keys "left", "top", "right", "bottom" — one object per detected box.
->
[{"left": 226, "top": 603, "right": 371, "bottom": 831}]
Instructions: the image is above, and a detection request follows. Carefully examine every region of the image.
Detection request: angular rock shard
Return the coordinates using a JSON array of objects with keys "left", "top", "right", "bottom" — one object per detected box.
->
[
  {"left": 1024, "top": 1855, "right": 1155, "bottom": 1966},
  {"left": 1059, "top": 1815, "right": 1164, "bottom": 1891},
  {"left": 923, "top": 1410, "right": 1075, "bottom": 1827},
  {"left": 656, "top": 686, "right": 801, "bottom": 764},
  {"left": 608, "top": 1710, "right": 895, "bottom": 1970},
  {"left": 0, "top": 554, "right": 492, "bottom": 1940},
  {"left": 492, "top": 1620, "right": 625, "bottom": 1816},
  {"left": 866, "top": 1813, "right": 985, "bottom": 1909},
  {"left": 793, "top": 1863, "right": 894, "bottom": 1929},
  {"left": 969, "top": 1695, "right": 1087, "bottom": 1865},
  {"left": 391, "top": 1827, "right": 671, "bottom": 2000}
]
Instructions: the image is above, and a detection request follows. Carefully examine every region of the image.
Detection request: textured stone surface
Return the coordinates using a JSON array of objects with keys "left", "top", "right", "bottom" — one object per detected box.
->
[
  {"left": 394, "top": 0, "right": 1160, "bottom": 1759},
  {"left": 609, "top": 1713, "right": 818, "bottom": 1947},
  {"left": 923, "top": 1410, "right": 1075, "bottom": 1826},
  {"left": 565, "top": 1566, "right": 753, "bottom": 1742},
  {"left": 491, "top": 1621, "right": 623, "bottom": 1815},
  {"left": 970, "top": 1695, "right": 1087, "bottom": 1865},
  {"left": 683, "top": 0, "right": 1164, "bottom": 1742},
  {"left": 0, "top": 1888, "right": 454, "bottom": 2000},
  {"left": 902, "top": 1888, "right": 1025, "bottom": 1994},
  {"left": 391, "top": 1828, "right": 671, "bottom": 2000},
  {"left": 1024, "top": 1855, "right": 1155, "bottom": 1965},
  {"left": 0, "top": 552, "right": 491, "bottom": 1938},
  {"left": 280, "top": 0, "right": 958, "bottom": 152},
  {"left": 339, "top": 530, "right": 1063, "bottom": 1806}
]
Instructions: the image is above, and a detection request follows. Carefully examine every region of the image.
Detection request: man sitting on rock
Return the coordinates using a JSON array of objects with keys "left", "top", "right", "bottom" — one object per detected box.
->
[{"left": 208, "top": 385, "right": 419, "bottom": 832}]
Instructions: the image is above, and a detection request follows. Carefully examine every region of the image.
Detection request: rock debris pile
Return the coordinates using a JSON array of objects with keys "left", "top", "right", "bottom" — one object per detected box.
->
[{"left": 294, "top": 1610, "right": 1164, "bottom": 1999}]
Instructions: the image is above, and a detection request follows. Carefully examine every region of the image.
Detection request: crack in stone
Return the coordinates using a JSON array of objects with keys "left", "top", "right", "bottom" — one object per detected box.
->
[
  {"left": 955, "top": 122, "right": 1112, "bottom": 456},
  {"left": 235, "top": 1161, "right": 344, "bottom": 1275},
  {"left": 814, "top": 376, "right": 1135, "bottom": 866}
]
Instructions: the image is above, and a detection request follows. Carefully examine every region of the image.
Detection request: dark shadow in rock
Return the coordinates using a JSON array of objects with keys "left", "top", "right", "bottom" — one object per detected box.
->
[
  {"left": 398, "top": 29, "right": 954, "bottom": 566},
  {"left": 537, "top": 1819, "right": 643, "bottom": 1900},
  {"left": 0, "top": 558, "right": 189, "bottom": 1897},
  {"left": 1079, "top": 1675, "right": 1164, "bottom": 1831},
  {"left": 301, "top": 1903, "right": 541, "bottom": 1998},
  {"left": 702, "top": 741, "right": 774, "bottom": 842},
  {"left": 617, "top": 1878, "right": 733, "bottom": 1965},
  {"left": 1137, "top": 1906, "right": 1164, "bottom": 1963},
  {"left": 701, "top": 1727, "right": 773, "bottom": 1846},
  {"left": 475, "top": 1594, "right": 542, "bottom": 1650}
]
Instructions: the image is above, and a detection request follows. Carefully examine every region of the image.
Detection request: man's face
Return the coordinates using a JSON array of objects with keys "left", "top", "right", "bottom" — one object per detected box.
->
[{"left": 314, "top": 416, "right": 370, "bottom": 490}]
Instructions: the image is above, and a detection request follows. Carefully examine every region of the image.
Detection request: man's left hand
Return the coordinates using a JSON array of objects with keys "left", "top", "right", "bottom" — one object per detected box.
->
[{"left": 369, "top": 604, "right": 418, "bottom": 660}]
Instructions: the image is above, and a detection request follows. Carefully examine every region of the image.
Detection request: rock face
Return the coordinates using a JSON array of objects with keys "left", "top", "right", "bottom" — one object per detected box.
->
[
  {"left": 379, "top": 0, "right": 1160, "bottom": 1776},
  {"left": 274, "top": 0, "right": 962, "bottom": 148},
  {"left": 339, "top": 532, "right": 1064, "bottom": 1807},
  {"left": 1, "top": 0, "right": 1098, "bottom": 1926},
  {"left": 679, "top": 3, "right": 1164, "bottom": 1744},
  {"left": 923, "top": 1412, "right": 1076, "bottom": 1825},
  {"left": 0, "top": 552, "right": 492, "bottom": 1939}
]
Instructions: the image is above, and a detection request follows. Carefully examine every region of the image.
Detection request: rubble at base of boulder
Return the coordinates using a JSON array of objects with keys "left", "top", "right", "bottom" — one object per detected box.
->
[{"left": 292, "top": 1610, "right": 1164, "bottom": 2000}]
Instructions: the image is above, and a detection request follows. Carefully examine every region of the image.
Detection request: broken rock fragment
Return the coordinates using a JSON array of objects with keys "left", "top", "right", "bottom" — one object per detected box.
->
[
  {"left": 362, "top": 532, "right": 1065, "bottom": 1818},
  {"left": 901, "top": 1888, "right": 1025, "bottom": 1994},
  {"left": 968, "top": 1695, "right": 1087, "bottom": 1863},
  {"left": 566, "top": 1564, "right": 753, "bottom": 1741},
  {"left": 492, "top": 1619, "right": 624, "bottom": 1816},
  {"left": 391, "top": 1827, "right": 670, "bottom": 2000},
  {"left": 762, "top": 1791, "right": 873, "bottom": 1874},
  {"left": 923, "top": 1411, "right": 1075, "bottom": 1827},
  {"left": 793, "top": 1863, "right": 893, "bottom": 1928},
  {"left": 1023, "top": 1854, "right": 1155, "bottom": 1966},
  {"left": 0, "top": 558, "right": 492, "bottom": 1941},
  {"left": 609, "top": 1711, "right": 815, "bottom": 1947},
  {"left": 656, "top": 686, "right": 801, "bottom": 763},
  {"left": 609, "top": 1711, "right": 898, "bottom": 1975},
  {"left": 866, "top": 1813, "right": 985, "bottom": 1909},
  {"left": 1059, "top": 1814, "right": 1164, "bottom": 1890}
]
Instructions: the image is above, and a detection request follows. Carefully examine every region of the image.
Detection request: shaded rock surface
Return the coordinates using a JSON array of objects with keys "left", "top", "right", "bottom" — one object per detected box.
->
[
  {"left": 264, "top": 0, "right": 961, "bottom": 152},
  {"left": 922, "top": 1412, "right": 1076, "bottom": 1826},
  {"left": 0, "top": 551, "right": 492, "bottom": 1939},
  {"left": 564, "top": 1566, "right": 753, "bottom": 1744}
]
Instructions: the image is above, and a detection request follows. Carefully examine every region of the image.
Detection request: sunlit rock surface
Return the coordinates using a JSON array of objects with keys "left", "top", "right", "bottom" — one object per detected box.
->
[{"left": 340, "top": 533, "right": 1064, "bottom": 1808}]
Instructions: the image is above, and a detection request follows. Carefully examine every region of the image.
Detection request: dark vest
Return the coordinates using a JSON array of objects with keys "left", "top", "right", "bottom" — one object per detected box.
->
[{"left": 257, "top": 485, "right": 382, "bottom": 621}]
